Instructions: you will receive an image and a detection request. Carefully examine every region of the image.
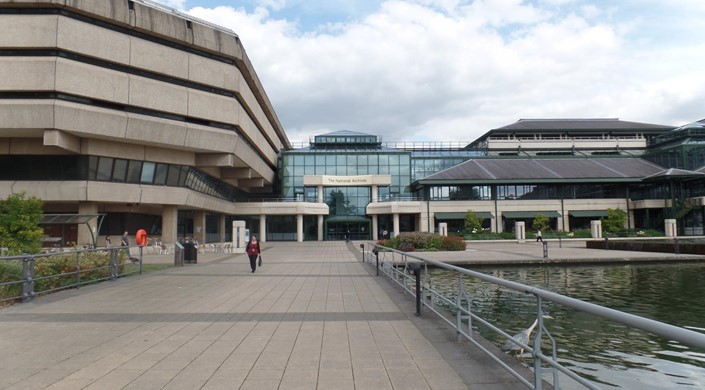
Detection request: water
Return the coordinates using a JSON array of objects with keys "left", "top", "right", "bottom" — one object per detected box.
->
[{"left": 426, "top": 262, "right": 705, "bottom": 389}]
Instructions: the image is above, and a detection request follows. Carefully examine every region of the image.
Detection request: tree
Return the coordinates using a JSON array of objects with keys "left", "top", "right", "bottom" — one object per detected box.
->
[
  {"left": 532, "top": 213, "right": 549, "bottom": 233},
  {"left": 0, "top": 193, "right": 44, "bottom": 255},
  {"left": 464, "top": 210, "right": 482, "bottom": 233},
  {"left": 602, "top": 208, "right": 627, "bottom": 234}
]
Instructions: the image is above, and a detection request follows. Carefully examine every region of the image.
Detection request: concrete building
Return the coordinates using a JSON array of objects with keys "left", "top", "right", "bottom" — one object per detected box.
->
[{"left": 0, "top": 0, "right": 289, "bottom": 246}]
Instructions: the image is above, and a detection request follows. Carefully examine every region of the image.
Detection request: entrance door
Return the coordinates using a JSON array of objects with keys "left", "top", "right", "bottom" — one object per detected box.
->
[{"left": 326, "top": 220, "right": 371, "bottom": 240}]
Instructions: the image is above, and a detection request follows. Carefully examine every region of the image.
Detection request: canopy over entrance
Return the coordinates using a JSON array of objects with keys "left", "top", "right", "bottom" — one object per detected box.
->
[{"left": 39, "top": 213, "right": 106, "bottom": 248}]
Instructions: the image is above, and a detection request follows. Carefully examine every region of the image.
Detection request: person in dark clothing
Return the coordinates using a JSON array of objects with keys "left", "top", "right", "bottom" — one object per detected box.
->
[{"left": 246, "top": 235, "right": 261, "bottom": 273}]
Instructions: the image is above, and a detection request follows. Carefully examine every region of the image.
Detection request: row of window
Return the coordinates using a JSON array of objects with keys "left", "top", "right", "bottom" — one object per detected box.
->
[
  {"left": 0, "top": 155, "right": 245, "bottom": 202},
  {"left": 283, "top": 153, "right": 411, "bottom": 167},
  {"left": 427, "top": 184, "right": 631, "bottom": 200}
]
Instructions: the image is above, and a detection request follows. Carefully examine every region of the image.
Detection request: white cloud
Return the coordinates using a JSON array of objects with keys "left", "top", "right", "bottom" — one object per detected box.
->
[
  {"left": 157, "top": 0, "right": 186, "bottom": 10},
  {"left": 186, "top": 0, "right": 705, "bottom": 142}
]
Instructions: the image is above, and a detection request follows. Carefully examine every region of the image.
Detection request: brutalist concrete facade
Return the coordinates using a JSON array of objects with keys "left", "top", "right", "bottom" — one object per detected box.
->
[{"left": 0, "top": 0, "right": 291, "bottom": 246}]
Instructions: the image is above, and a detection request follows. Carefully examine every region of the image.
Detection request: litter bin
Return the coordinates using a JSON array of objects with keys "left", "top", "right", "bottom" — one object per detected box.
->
[
  {"left": 174, "top": 242, "right": 184, "bottom": 266},
  {"left": 183, "top": 242, "right": 197, "bottom": 264}
]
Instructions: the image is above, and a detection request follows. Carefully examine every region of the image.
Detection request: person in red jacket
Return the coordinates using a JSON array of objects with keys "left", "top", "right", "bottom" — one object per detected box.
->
[{"left": 245, "top": 235, "right": 261, "bottom": 273}]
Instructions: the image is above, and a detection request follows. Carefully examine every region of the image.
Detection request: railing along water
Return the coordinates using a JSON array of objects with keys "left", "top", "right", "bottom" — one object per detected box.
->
[
  {"left": 363, "top": 243, "right": 705, "bottom": 390},
  {"left": 0, "top": 246, "right": 143, "bottom": 304}
]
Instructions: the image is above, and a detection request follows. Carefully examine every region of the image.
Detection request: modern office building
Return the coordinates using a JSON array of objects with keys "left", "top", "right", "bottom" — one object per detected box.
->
[
  {"left": 0, "top": 0, "right": 289, "bottom": 246},
  {"left": 273, "top": 119, "right": 705, "bottom": 240}
]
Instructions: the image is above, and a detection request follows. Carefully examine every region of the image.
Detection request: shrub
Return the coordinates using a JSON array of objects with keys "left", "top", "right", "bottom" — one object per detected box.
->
[
  {"left": 440, "top": 235, "right": 466, "bottom": 251},
  {"left": 378, "top": 232, "right": 465, "bottom": 251}
]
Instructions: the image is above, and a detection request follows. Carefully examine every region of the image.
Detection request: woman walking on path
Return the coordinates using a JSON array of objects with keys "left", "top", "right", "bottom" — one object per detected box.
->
[{"left": 246, "top": 235, "right": 261, "bottom": 273}]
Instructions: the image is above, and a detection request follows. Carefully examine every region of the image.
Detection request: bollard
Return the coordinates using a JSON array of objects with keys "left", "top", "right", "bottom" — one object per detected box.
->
[
  {"left": 604, "top": 236, "right": 609, "bottom": 250},
  {"left": 674, "top": 238, "right": 680, "bottom": 255},
  {"left": 558, "top": 236, "right": 562, "bottom": 248},
  {"left": 543, "top": 241, "right": 548, "bottom": 259},
  {"left": 360, "top": 244, "right": 365, "bottom": 262},
  {"left": 372, "top": 248, "right": 379, "bottom": 276},
  {"left": 409, "top": 263, "right": 421, "bottom": 316}
]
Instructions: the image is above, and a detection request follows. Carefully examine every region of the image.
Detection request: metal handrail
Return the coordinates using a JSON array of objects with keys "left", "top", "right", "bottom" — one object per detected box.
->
[
  {"left": 364, "top": 243, "right": 705, "bottom": 389},
  {"left": 0, "top": 246, "right": 143, "bottom": 304}
]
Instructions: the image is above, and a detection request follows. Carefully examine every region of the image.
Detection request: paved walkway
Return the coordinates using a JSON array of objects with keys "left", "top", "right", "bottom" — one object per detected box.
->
[
  {"left": 0, "top": 242, "right": 530, "bottom": 390},
  {"left": 404, "top": 238, "right": 705, "bottom": 265}
]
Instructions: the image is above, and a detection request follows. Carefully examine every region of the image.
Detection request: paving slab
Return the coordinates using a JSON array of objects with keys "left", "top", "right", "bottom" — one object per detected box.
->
[{"left": 0, "top": 241, "right": 548, "bottom": 390}]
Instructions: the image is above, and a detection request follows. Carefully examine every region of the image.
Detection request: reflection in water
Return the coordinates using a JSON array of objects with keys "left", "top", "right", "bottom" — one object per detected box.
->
[{"left": 427, "top": 262, "right": 705, "bottom": 389}]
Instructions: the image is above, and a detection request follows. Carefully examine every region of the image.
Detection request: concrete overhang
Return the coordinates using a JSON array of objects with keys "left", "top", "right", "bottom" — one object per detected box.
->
[
  {"left": 366, "top": 201, "right": 424, "bottom": 215},
  {"left": 235, "top": 201, "right": 329, "bottom": 215}
]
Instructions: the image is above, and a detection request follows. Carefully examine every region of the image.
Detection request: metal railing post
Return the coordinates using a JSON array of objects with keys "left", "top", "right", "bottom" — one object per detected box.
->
[
  {"left": 22, "top": 255, "right": 35, "bottom": 303},
  {"left": 534, "top": 296, "right": 544, "bottom": 390},
  {"left": 373, "top": 248, "right": 379, "bottom": 276},
  {"left": 604, "top": 236, "right": 609, "bottom": 250},
  {"left": 409, "top": 263, "right": 421, "bottom": 316},
  {"left": 674, "top": 238, "right": 680, "bottom": 255},
  {"left": 139, "top": 245, "right": 143, "bottom": 274},
  {"left": 543, "top": 242, "right": 548, "bottom": 258},
  {"left": 76, "top": 250, "right": 81, "bottom": 287},
  {"left": 110, "top": 248, "right": 118, "bottom": 280},
  {"left": 456, "top": 274, "right": 464, "bottom": 341}
]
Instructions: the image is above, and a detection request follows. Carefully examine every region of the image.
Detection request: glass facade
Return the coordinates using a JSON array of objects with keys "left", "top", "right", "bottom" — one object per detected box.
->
[
  {"left": 427, "top": 183, "right": 628, "bottom": 201},
  {"left": 410, "top": 150, "right": 479, "bottom": 182},
  {"left": 280, "top": 150, "right": 412, "bottom": 199},
  {"left": 0, "top": 155, "right": 249, "bottom": 202}
]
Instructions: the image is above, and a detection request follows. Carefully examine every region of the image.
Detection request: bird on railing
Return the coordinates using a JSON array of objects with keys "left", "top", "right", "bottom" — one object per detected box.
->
[{"left": 502, "top": 314, "right": 553, "bottom": 357}]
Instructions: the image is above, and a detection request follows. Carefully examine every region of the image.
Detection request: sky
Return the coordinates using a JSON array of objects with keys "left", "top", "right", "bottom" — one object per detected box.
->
[{"left": 153, "top": 0, "right": 705, "bottom": 144}]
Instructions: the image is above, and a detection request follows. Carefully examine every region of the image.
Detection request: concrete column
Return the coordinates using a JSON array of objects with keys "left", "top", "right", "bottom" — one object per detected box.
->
[
  {"left": 515, "top": 221, "right": 525, "bottom": 243},
  {"left": 628, "top": 209, "right": 636, "bottom": 229},
  {"left": 317, "top": 215, "right": 324, "bottom": 241},
  {"left": 590, "top": 220, "right": 602, "bottom": 238},
  {"left": 371, "top": 185, "right": 378, "bottom": 202},
  {"left": 557, "top": 214, "right": 566, "bottom": 231},
  {"left": 439, "top": 222, "right": 448, "bottom": 237},
  {"left": 393, "top": 213, "right": 400, "bottom": 237},
  {"left": 297, "top": 214, "right": 303, "bottom": 242},
  {"left": 419, "top": 211, "right": 431, "bottom": 233},
  {"left": 162, "top": 206, "right": 178, "bottom": 245},
  {"left": 259, "top": 214, "right": 267, "bottom": 243},
  {"left": 193, "top": 211, "right": 206, "bottom": 244},
  {"left": 317, "top": 185, "right": 324, "bottom": 203},
  {"left": 219, "top": 215, "right": 226, "bottom": 242},
  {"left": 665, "top": 219, "right": 677, "bottom": 237},
  {"left": 78, "top": 201, "right": 98, "bottom": 247},
  {"left": 372, "top": 215, "right": 379, "bottom": 240},
  {"left": 232, "top": 220, "right": 246, "bottom": 253}
]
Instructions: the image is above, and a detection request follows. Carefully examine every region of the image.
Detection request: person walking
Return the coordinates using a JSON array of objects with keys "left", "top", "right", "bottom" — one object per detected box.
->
[
  {"left": 536, "top": 229, "right": 543, "bottom": 242},
  {"left": 246, "top": 235, "right": 261, "bottom": 273},
  {"left": 121, "top": 231, "right": 134, "bottom": 262}
]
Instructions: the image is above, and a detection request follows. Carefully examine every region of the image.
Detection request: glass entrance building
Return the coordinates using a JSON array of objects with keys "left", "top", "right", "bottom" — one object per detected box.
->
[{"left": 279, "top": 131, "right": 425, "bottom": 240}]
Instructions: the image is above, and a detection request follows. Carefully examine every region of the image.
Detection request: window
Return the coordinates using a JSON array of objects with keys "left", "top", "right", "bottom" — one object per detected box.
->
[
  {"left": 126, "top": 161, "right": 142, "bottom": 183},
  {"left": 154, "top": 163, "right": 168, "bottom": 185},
  {"left": 96, "top": 157, "right": 113, "bottom": 181},
  {"left": 113, "top": 159, "right": 128, "bottom": 182},
  {"left": 140, "top": 162, "right": 155, "bottom": 184}
]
